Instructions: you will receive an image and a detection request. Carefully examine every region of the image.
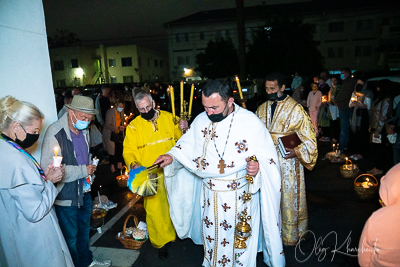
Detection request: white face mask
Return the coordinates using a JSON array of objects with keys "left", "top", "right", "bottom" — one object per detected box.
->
[{"left": 117, "top": 107, "right": 123, "bottom": 112}]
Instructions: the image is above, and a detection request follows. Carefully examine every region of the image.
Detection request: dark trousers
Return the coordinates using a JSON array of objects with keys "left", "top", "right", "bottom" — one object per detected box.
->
[
  {"left": 330, "top": 119, "right": 340, "bottom": 141},
  {"left": 55, "top": 193, "right": 93, "bottom": 267},
  {"left": 109, "top": 142, "right": 124, "bottom": 169},
  {"left": 339, "top": 109, "right": 352, "bottom": 149},
  {"left": 370, "top": 129, "right": 387, "bottom": 170}
]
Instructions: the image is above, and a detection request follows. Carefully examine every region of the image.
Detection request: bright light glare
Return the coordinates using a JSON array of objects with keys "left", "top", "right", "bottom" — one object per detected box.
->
[{"left": 76, "top": 67, "right": 84, "bottom": 76}]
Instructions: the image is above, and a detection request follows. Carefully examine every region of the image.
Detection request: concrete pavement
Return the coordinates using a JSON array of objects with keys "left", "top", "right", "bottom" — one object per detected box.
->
[{"left": 88, "top": 140, "right": 384, "bottom": 266}]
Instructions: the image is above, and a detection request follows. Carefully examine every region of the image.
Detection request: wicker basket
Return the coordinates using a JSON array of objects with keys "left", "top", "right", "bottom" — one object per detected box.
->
[
  {"left": 115, "top": 215, "right": 147, "bottom": 249},
  {"left": 340, "top": 165, "right": 359, "bottom": 179},
  {"left": 116, "top": 166, "right": 129, "bottom": 187},
  {"left": 354, "top": 174, "right": 379, "bottom": 199}
]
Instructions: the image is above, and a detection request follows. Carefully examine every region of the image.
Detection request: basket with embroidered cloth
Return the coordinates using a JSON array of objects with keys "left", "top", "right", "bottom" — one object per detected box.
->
[{"left": 127, "top": 162, "right": 163, "bottom": 197}]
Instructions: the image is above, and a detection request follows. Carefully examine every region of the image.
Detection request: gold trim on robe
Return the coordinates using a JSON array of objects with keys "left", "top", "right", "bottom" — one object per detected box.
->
[{"left": 256, "top": 96, "right": 318, "bottom": 246}]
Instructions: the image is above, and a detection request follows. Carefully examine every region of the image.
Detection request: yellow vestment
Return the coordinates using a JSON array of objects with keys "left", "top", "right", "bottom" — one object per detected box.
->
[
  {"left": 256, "top": 96, "right": 318, "bottom": 245},
  {"left": 123, "top": 111, "right": 181, "bottom": 248}
]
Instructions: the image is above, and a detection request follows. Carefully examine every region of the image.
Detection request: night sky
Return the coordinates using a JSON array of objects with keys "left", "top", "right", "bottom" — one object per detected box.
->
[{"left": 42, "top": 0, "right": 306, "bottom": 52}]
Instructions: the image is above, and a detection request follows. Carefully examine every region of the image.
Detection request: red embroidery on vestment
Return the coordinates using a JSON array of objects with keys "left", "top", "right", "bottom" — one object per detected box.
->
[{"left": 234, "top": 140, "right": 248, "bottom": 153}]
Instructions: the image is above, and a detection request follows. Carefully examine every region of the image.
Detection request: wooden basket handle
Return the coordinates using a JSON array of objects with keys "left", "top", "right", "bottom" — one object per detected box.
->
[
  {"left": 122, "top": 214, "right": 138, "bottom": 240},
  {"left": 121, "top": 165, "right": 128, "bottom": 176},
  {"left": 354, "top": 174, "right": 378, "bottom": 185}
]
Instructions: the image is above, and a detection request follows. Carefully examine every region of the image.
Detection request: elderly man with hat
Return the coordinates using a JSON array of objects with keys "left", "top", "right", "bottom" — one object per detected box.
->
[{"left": 41, "top": 96, "right": 111, "bottom": 267}]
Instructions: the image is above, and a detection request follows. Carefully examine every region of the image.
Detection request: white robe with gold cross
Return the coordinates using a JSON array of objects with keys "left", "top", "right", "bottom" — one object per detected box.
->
[{"left": 164, "top": 103, "right": 285, "bottom": 267}]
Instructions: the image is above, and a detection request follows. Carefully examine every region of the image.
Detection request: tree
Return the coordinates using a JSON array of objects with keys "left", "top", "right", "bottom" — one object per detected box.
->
[
  {"left": 195, "top": 38, "right": 239, "bottom": 79},
  {"left": 48, "top": 29, "right": 81, "bottom": 49},
  {"left": 246, "top": 18, "right": 324, "bottom": 78}
]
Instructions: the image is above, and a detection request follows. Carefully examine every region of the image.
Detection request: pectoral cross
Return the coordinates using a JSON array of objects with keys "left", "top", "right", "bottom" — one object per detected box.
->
[{"left": 218, "top": 159, "right": 226, "bottom": 174}]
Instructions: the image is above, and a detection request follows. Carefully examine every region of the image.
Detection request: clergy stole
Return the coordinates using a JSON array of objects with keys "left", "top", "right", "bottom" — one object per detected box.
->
[{"left": 201, "top": 169, "right": 260, "bottom": 267}]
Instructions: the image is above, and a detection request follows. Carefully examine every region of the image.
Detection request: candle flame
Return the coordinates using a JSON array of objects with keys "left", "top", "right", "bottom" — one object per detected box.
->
[{"left": 54, "top": 146, "right": 59, "bottom": 157}]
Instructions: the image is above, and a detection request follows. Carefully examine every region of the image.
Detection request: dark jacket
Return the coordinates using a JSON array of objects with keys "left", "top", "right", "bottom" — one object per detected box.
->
[
  {"left": 335, "top": 77, "right": 356, "bottom": 110},
  {"left": 41, "top": 113, "right": 90, "bottom": 207}
]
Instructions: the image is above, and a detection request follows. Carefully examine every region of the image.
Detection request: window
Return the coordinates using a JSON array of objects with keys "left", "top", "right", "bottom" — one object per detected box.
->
[
  {"left": 225, "top": 30, "right": 230, "bottom": 39},
  {"left": 56, "top": 79, "right": 66, "bottom": 87},
  {"left": 177, "top": 56, "right": 184, "bottom": 65},
  {"left": 109, "top": 59, "right": 116, "bottom": 67},
  {"left": 328, "top": 22, "right": 344, "bottom": 32},
  {"left": 123, "top": 76, "right": 133, "bottom": 83},
  {"left": 71, "top": 59, "right": 78, "bottom": 68},
  {"left": 246, "top": 28, "right": 253, "bottom": 40},
  {"left": 337, "top": 47, "right": 344, "bottom": 58},
  {"left": 186, "top": 56, "right": 190, "bottom": 65},
  {"left": 138, "top": 57, "right": 141, "bottom": 67},
  {"left": 73, "top": 78, "right": 80, "bottom": 87},
  {"left": 327, "top": 47, "right": 344, "bottom": 58},
  {"left": 121, "top": 57, "right": 132, "bottom": 67},
  {"left": 328, "top": 48, "right": 335, "bottom": 58},
  {"left": 160, "top": 60, "right": 163, "bottom": 68},
  {"left": 355, "top": 45, "right": 372, "bottom": 57},
  {"left": 356, "top": 20, "right": 373, "bottom": 31},
  {"left": 176, "top": 33, "right": 187, "bottom": 43},
  {"left": 111, "top": 76, "right": 117, "bottom": 83},
  {"left": 200, "top": 32, "right": 205, "bottom": 40},
  {"left": 54, "top": 60, "right": 64, "bottom": 71},
  {"left": 154, "top": 59, "right": 158, "bottom": 67}
]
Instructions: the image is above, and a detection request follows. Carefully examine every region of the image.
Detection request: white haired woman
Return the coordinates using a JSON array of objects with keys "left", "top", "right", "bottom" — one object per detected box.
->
[{"left": 0, "top": 96, "right": 73, "bottom": 267}]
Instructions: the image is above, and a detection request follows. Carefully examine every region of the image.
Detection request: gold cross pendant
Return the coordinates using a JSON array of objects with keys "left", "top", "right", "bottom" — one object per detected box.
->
[{"left": 218, "top": 159, "right": 226, "bottom": 174}]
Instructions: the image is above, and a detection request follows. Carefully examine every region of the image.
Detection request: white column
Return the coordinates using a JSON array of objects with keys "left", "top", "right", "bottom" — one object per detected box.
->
[{"left": 0, "top": 0, "right": 57, "bottom": 160}]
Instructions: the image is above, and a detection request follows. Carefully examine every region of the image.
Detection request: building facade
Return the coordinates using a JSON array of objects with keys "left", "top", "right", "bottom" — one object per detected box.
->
[
  {"left": 49, "top": 44, "right": 169, "bottom": 88},
  {"left": 164, "top": 1, "right": 400, "bottom": 80}
]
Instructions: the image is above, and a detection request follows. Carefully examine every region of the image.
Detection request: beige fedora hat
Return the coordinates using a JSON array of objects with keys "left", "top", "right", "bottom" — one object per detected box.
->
[{"left": 65, "top": 95, "right": 98, "bottom": 115}]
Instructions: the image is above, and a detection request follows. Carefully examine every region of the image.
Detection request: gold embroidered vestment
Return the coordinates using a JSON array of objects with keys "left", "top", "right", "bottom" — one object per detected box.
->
[{"left": 256, "top": 96, "right": 318, "bottom": 245}]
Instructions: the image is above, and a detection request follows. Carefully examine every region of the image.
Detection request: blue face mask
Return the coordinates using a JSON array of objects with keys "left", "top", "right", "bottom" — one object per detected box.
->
[
  {"left": 72, "top": 112, "right": 90, "bottom": 130},
  {"left": 340, "top": 74, "right": 345, "bottom": 80}
]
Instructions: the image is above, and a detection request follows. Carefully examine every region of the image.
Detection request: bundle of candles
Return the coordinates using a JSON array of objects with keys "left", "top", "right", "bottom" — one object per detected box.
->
[{"left": 361, "top": 178, "right": 374, "bottom": 189}]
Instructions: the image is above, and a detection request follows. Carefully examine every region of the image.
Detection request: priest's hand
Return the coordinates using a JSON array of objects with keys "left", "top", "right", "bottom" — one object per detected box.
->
[
  {"left": 179, "top": 120, "right": 188, "bottom": 131},
  {"left": 154, "top": 154, "right": 173, "bottom": 168},
  {"left": 246, "top": 157, "right": 259, "bottom": 176},
  {"left": 284, "top": 148, "right": 297, "bottom": 159}
]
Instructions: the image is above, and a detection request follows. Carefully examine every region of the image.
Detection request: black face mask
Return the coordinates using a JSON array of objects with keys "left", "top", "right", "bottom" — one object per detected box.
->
[
  {"left": 267, "top": 92, "right": 279, "bottom": 101},
  {"left": 141, "top": 108, "right": 155, "bottom": 121},
  {"left": 355, "top": 84, "right": 363, "bottom": 92},
  {"left": 207, "top": 102, "right": 229, "bottom": 123},
  {"left": 15, "top": 125, "right": 39, "bottom": 149}
]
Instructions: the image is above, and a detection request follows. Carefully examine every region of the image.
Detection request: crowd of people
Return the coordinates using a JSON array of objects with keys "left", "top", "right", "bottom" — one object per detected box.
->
[
  {"left": 291, "top": 68, "right": 400, "bottom": 175},
  {"left": 1, "top": 68, "right": 399, "bottom": 267}
]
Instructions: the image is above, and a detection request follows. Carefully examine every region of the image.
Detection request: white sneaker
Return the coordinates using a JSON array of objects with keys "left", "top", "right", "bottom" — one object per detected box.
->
[{"left": 88, "top": 259, "right": 112, "bottom": 267}]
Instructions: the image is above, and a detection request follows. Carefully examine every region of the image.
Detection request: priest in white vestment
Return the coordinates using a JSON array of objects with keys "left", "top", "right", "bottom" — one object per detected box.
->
[{"left": 155, "top": 80, "right": 285, "bottom": 267}]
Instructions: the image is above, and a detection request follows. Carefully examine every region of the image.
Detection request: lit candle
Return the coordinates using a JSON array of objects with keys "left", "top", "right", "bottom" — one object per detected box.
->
[
  {"left": 180, "top": 81, "right": 184, "bottom": 114},
  {"left": 351, "top": 97, "right": 356, "bottom": 102},
  {"left": 170, "top": 86, "right": 176, "bottom": 118},
  {"left": 332, "top": 144, "right": 335, "bottom": 152},
  {"left": 235, "top": 76, "right": 243, "bottom": 100},
  {"left": 189, "top": 84, "right": 194, "bottom": 118},
  {"left": 53, "top": 146, "right": 62, "bottom": 167},
  {"left": 345, "top": 157, "right": 349, "bottom": 165}
]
